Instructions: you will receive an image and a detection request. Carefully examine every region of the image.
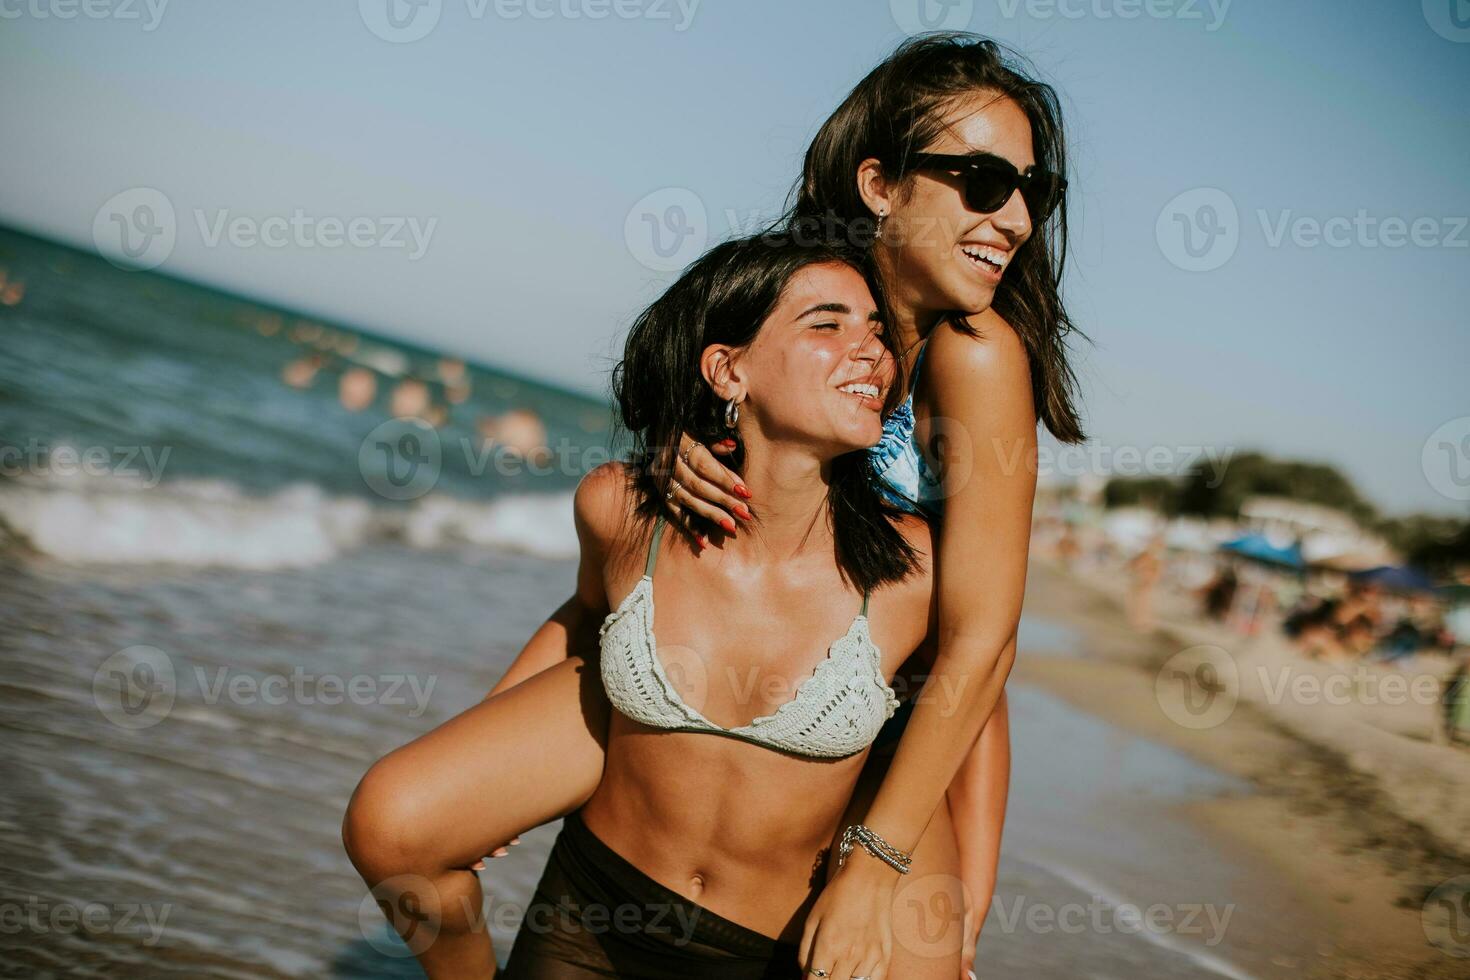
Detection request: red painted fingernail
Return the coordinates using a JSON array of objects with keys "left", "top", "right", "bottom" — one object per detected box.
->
[
  {"left": 720, "top": 518, "right": 736, "bottom": 534},
  {"left": 718, "top": 439, "right": 737, "bottom": 449},
  {"left": 733, "top": 484, "right": 752, "bottom": 499},
  {"left": 698, "top": 535, "right": 709, "bottom": 550},
  {"left": 734, "top": 503, "right": 752, "bottom": 521}
]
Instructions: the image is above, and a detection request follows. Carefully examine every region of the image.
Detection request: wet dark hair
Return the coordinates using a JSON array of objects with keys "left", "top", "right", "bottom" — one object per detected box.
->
[
  {"left": 788, "top": 31, "right": 1087, "bottom": 444},
  {"left": 611, "top": 232, "right": 923, "bottom": 592}
]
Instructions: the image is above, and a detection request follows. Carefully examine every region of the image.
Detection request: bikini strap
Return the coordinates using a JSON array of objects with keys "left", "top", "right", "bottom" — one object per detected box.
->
[
  {"left": 911, "top": 336, "right": 931, "bottom": 383},
  {"left": 644, "top": 513, "right": 667, "bottom": 577}
]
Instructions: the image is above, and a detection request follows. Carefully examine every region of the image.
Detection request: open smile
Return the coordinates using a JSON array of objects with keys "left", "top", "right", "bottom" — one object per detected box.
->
[
  {"left": 836, "top": 381, "right": 884, "bottom": 410},
  {"left": 960, "top": 242, "right": 1010, "bottom": 282}
]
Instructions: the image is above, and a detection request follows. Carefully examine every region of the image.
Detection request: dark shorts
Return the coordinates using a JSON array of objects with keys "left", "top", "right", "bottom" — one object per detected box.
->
[{"left": 502, "top": 809, "right": 804, "bottom": 979}]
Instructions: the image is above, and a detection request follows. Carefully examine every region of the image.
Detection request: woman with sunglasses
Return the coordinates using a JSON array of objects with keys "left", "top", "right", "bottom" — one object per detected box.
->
[
  {"left": 664, "top": 33, "right": 1082, "bottom": 978},
  {"left": 343, "top": 31, "right": 1086, "bottom": 979}
]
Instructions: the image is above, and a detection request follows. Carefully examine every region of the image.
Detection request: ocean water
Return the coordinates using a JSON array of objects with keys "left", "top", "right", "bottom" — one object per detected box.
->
[
  {"left": 0, "top": 226, "right": 611, "bottom": 570},
  {"left": 0, "top": 227, "right": 1269, "bottom": 978}
]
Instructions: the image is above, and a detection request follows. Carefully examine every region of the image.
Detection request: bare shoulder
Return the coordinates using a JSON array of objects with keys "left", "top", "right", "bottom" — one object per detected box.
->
[
  {"left": 926, "top": 308, "right": 1031, "bottom": 391},
  {"left": 572, "top": 460, "right": 637, "bottom": 557},
  {"left": 924, "top": 309, "right": 1036, "bottom": 426}
]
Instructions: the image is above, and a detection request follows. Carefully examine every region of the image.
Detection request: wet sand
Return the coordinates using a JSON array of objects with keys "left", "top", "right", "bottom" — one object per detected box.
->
[{"left": 1014, "top": 558, "right": 1470, "bottom": 980}]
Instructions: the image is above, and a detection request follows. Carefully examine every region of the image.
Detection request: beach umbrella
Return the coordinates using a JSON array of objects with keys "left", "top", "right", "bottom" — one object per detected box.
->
[
  {"left": 1219, "top": 533, "right": 1304, "bottom": 568},
  {"left": 1348, "top": 564, "right": 1436, "bottom": 593}
]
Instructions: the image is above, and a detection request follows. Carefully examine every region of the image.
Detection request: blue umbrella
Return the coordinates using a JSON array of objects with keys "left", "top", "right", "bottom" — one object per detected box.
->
[
  {"left": 1219, "top": 533, "right": 1304, "bottom": 568},
  {"left": 1348, "top": 564, "right": 1436, "bottom": 592}
]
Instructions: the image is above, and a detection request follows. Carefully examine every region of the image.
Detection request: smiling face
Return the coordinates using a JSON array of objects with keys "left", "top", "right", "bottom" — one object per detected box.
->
[
  {"left": 706, "top": 261, "right": 894, "bottom": 455},
  {"left": 875, "top": 90, "right": 1039, "bottom": 319}
]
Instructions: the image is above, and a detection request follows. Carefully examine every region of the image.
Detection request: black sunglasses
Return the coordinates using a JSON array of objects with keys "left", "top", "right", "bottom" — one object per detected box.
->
[{"left": 907, "top": 152, "right": 1066, "bottom": 222}]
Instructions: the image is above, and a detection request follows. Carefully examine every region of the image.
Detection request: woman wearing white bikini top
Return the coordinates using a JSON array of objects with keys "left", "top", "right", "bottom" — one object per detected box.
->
[{"left": 502, "top": 233, "right": 943, "bottom": 978}]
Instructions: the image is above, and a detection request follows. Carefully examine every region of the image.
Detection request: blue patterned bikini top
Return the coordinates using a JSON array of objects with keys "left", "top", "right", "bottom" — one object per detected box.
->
[{"left": 868, "top": 338, "right": 943, "bottom": 517}]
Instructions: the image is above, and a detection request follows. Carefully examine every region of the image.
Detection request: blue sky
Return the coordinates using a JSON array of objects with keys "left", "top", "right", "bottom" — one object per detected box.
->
[{"left": 1, "top": 0, "right": 1466, "bottom": 517}]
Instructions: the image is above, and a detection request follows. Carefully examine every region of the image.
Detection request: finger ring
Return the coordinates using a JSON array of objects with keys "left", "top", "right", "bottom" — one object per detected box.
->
[
  {"left": 681, "top": 442, "right": 695, "bottom": 465},
  {"left": 666, "top": 479, "right": 682, "bottom": 501},
  {"left": 807, "top": 970, "right": 829, "bottom": 978}
]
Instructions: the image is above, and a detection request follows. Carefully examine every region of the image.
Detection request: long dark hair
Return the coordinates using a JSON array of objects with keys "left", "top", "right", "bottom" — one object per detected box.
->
[
  {"left": 788, "top": 31, "right": 1087, "bottom": 444},
  {"left": 611, "top": 232, "right": 923, "bottom": 593}
]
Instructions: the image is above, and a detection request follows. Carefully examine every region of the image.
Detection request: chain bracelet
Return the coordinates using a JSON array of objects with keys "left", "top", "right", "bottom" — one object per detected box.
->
[{"left": 835, "top": 823, "right": 912, "bottom": 875}]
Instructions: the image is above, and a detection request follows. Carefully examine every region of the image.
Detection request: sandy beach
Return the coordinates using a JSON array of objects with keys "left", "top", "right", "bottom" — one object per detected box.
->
[{"left": 1013, "top": 556, "right": 1470, "bottom": 980}]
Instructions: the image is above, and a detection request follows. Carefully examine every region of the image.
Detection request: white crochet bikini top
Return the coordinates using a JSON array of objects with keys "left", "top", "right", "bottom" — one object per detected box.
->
[{"left": 599, "top": 514, "right": 900, "bottom": 759}]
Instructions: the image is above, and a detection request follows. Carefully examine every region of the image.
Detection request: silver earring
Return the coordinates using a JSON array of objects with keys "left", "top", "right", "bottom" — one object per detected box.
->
[
  {"left": 723, "top": 398, "right": 740, "bottom": 428},
  {"left": 875, "top": 211, "right": 886, "bottom": 241}
]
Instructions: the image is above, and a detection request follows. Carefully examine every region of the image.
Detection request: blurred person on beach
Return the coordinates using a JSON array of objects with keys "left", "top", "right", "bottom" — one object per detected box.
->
[
  {"left": 281, "top": 352, "right": 323, "bottom": 389},
  {"left": 1125, "top": 532, "right": 1165, "bottom": 632},
  {"left": 1200, "top": 562, "right": 1239, "bottom": 623},
  {"left": 391, "top": 376, "right": 431, "bottom": 419},
  {"left": 338, "top": 366, "right": 377, "bottom": 412},
  {"left": 1443, "top": 654, "right": 1470, "bottom": 745},
  {"left": 479, "top": 408, "right": 551, "bottom": 465},
  {"left": 343, "top": 33, "right": 1084, "bottom": 979}
]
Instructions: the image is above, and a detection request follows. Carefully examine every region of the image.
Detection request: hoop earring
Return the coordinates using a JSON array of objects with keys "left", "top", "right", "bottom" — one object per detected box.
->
[{"left": 723, "top": 398, "right": 740, "bottom": 429}]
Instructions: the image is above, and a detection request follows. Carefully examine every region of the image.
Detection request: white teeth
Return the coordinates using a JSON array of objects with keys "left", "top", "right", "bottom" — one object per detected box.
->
[
  {"left": 838, "top": 383, "right": 880, "bottom": 398},
  {"left": 961, "top": 245, "right": 1007, "bottom": 271}
]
